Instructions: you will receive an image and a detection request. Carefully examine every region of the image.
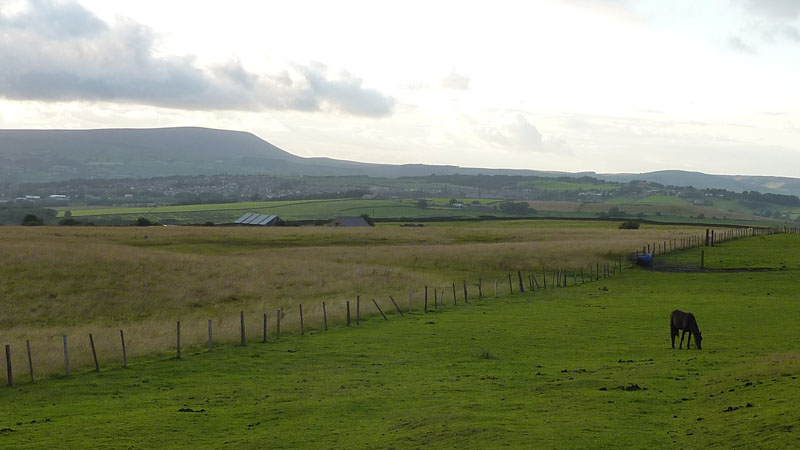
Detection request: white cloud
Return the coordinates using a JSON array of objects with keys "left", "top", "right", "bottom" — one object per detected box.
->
[{"left": 0, "top": 0, "right": 395, "bottom": 117}]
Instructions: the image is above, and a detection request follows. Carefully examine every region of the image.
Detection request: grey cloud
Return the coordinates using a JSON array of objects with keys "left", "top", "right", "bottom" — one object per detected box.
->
[
  {"left": 0, "top": 1, "right": 394, "bottom": 117},
  {"left": 477, "top": 114, "right": 551, "bottom": 153},
  {"left": 730, "top": 0, "right": 800, "bottom": 48},
  {"left": 732, "top": 0, "right": 800, "bottom": 19},
  {"left": 0, "top": 0, "right": 107, "bottom": 38}
]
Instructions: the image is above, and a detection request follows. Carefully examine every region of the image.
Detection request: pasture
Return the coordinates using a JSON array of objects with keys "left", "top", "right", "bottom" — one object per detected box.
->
[
  {"left": 0, "top": 220, "right": 709, "bottom": 377},
  {"left": 1, "top": 233, "right": 799, "bottom": 448}
]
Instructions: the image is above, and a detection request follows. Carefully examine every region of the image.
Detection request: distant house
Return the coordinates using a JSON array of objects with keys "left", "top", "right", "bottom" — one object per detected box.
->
[
  {"left": 328, "top": 216, "right": 371, "bottom": 227},
  {"left": 234, "top": 213, "right": 280, "bottom": 226}
]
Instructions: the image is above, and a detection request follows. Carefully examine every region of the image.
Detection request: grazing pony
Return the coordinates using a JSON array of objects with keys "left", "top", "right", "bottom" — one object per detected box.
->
[{"left": 670, "top": 310, "right": 702, "bottom": 350}]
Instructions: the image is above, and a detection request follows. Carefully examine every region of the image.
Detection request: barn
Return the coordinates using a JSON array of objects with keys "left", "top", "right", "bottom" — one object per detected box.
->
[
  {"left": 327, "top": 216, "right": 371, "bottom": 227},
  {"left": 234, "top": 213, "right": 280, "bottom": 226}
]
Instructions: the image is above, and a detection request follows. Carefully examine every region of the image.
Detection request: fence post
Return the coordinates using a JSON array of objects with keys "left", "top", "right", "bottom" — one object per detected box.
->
[
  {"left": 346, "top": 302, "right": 351, "bottom": 326},
  {"left": 495, "top": 279, "right": 498, "bottom": 298},
  {"left": 240, "top": 311, "right": 246, "bottom": 345},
  {"left": 63, "top": 335, "right": 70, "bottom": 376},
  {"left": 5, "top": 345, "right": 12, "bottom": 387},
  {"left": 542, "top": 270, "right": 547, "bottom": 289},
  {"left": 463, "top": 280, "right": 468, "bottom": 303},
  {"left": 389, "top": 296, "right": 404, "bottom": 316},
  {"left": 478, "top": 278, "right": 483, "bottom": 299},
  {"left": 208, "top": 320, "right": 213, "bottom": 351},
  {"left": 701, "top": 250, "right": 705, "bottom": 269},
  {"left": 323, "top": 302, "right": 329, "bottom": 330},
  {"left": 452, "top": 282, "right": 457, "bottom": 304},
  {"left": 277, "top": 309, "right": 282, "bottom": 338},
  {"left": 177, "top": 321, "right": 181, "bottom": 360},
  {"left": 263, "top": 314, "right": 267, "bottom": 342},
  {"left": 424, "top": 287, "right": 428, "bottom": 312},
  {"left": 356, "top": 296, "right": 360, "bottom": 325},
  {"left": 300, "top": 304, "right": 305, "bottom": 335},
  {"left": 26, "top": 340, "right": 34, "bottom": 382},
  {"left": 89, "top": 333, "right": 99, "bottom": 372},
  {"left": 121, "top": 330, "right": 128, "bottom": 366},
  {"left": 372, "top": 299, "right": 388, "bottom": 320},
  {"left": 508, "top": 273, "right": 513, "bottom": 294},
  {"left": 517, "top": 271, "right": 525, "bottom": 293},
  {"left": 409, "top": 287, "right": 413, "bottom": 313}
]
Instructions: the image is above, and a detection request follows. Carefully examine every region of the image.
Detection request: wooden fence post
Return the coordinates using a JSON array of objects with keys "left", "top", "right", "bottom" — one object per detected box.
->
[
  {"left": 89, "top": 333, "right": 99, "bottom": 372},
  {"left": 208, "top": 320, "right": 214, "bottom": 351},
  {"left": 240, "top": 311, "right": 246, "bottom": 345},
  {"left": 478, "top": 278, "right": 483, "bottom": 299},
  {"left": 452, "top": 283, "right": 457, "bottom": 304},
  {"left": 263, "top": 314, "right": 267, "bottom": 342},
  {"left": 63, "top": 335, "right": 70, "bottom": 376},
  {"left": 177, "top": 321, "right": 182, "bottom": 360},
  {"left": 542, "top": 270, "right": 547, "bottom": 289},
  {"left": 424, "top": 286, "right": 428, "bottom": 312},
  {"left": 356, "top": 296, "right": 361, "bottom": 325},
  {"left": 463, "top": 280, "right": 468, "bottom": 303},
  {"left": 300, "top": 304, "right": 305, "bottom": 335},
  {"left": 389, "top": 296, "right": 404, "bottom": 317},
  {"left": 434, "top": 288, "right": 438, "bottom": 308},
  {"left": 121, "top": 330, "right": 128, "bottom": 366},
  {"left": 26, "top": 340, "right": 34, "bottom": 382},
  {"left": 277, "top": 309, "right": 282, "bottom": 338},
  {"left": 346, "top": 302, "right": 351, "bottom": 326},
  {"left": 508, "top": 273, "right": 513, "bottom": 294},
  {"left": 495, "top": 279, "right": 498, "bottom": 298},
  {"left": 517, "top": 271, "right": 525, "bottom": 293},
  {"left": 409, "top": 287, "right": 413, "bottom": 313},
  {"left": 372, "top": 299, "right": 388, "bottom": 320},
  {"left": 701, "top": 250, "right": 705, "bottom": 269},
  {"left": 5, "top": 345, "right": 12, "bottom": 387},
  {"left": 323, "top": 302, "right": 329, "bottom": 330}
]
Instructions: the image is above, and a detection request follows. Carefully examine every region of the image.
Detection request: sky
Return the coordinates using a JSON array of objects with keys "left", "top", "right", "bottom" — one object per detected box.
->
[{"left": 1, "top": 0, "right": 799, "bottom": 177}]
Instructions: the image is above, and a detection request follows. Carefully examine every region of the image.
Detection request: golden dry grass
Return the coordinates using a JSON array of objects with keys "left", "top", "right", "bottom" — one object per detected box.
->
[{"left": 0, "top": 221, "right": 720, "bottom": 376}]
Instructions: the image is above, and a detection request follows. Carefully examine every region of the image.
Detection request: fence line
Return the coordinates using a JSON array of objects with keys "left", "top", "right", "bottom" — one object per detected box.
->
[{"left": 2, "top": 225, "right": 791, "bottom": 387}]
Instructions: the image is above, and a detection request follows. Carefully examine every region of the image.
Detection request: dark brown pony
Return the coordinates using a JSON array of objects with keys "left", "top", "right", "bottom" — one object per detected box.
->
[{"left": 670, "top": 310, "right": 702, "bottom": 349}]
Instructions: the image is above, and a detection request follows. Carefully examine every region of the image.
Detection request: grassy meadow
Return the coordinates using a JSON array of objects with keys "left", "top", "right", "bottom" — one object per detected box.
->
[
  {"left": 0, "top": 220, "right": 714, "bottom": 377},
  {"left": 1, "top": 233, "right": 799, "bottom": 448}
]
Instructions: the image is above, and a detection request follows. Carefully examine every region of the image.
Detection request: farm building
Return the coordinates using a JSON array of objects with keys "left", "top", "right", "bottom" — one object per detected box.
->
[
  {"left": 234, "top": 213, "right": 280, "bottom": 226},
  {"left": 327, "top": 216, "right": 371, "bottom": 227}
]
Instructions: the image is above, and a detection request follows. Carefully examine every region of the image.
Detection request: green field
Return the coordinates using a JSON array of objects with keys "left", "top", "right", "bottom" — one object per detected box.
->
[
  {"left": 1, "top": 233, "right": 799, "bottom": 448},
  {"left": 56, "top": 198, "right": 511, "bottom": 224}
]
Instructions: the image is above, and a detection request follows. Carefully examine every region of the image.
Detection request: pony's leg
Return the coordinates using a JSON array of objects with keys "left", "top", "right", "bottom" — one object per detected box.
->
[
  {"left": 679, "top": 330, "right": 686, "bottom": 349},
  {"left": 686, "top": 332, "right": 692, "bottom": 349},
  {"left": 671, "top": 326, "right": 677, "bottom": 348}
]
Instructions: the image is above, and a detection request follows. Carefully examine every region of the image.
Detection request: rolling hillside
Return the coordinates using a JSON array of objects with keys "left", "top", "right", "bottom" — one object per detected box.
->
[{"left": 2, "top": 127, "right": 800, "bottom": 197}]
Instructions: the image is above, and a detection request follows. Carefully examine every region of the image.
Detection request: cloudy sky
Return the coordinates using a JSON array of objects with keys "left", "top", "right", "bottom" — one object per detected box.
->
[{"left": 1, "top": 0, "right": 799, "bottom": 177}]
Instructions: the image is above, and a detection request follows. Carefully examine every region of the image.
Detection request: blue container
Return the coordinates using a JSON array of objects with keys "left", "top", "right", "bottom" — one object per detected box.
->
[{"left": 636, "top": 254, "right": 653, "bottom": 267}]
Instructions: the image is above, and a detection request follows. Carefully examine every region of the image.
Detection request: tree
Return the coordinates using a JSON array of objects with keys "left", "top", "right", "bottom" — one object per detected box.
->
[
  {"left": 135, "top": 217, "right": 153, "bottom": 226},
  {"left": 416, "top": 199, "right": 429, "bottom": 209},
  {"left": 21, "top": 214, "right": 43, "bottom": 226}
]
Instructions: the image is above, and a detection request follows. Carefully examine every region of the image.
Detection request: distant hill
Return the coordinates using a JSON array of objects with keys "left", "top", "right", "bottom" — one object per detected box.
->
[{"left": 1, "top": 127, "right": 799, "bottom": 196}]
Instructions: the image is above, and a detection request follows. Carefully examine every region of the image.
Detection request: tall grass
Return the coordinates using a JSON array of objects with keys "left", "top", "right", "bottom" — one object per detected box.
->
[{"left": 0, "top": 221, "right": 720, "bottom": 377}]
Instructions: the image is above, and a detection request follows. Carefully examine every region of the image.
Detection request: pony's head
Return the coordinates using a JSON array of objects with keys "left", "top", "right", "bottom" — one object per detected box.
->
[{"left": 695, "top": 332, "right": 702, "bottom": 350}]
